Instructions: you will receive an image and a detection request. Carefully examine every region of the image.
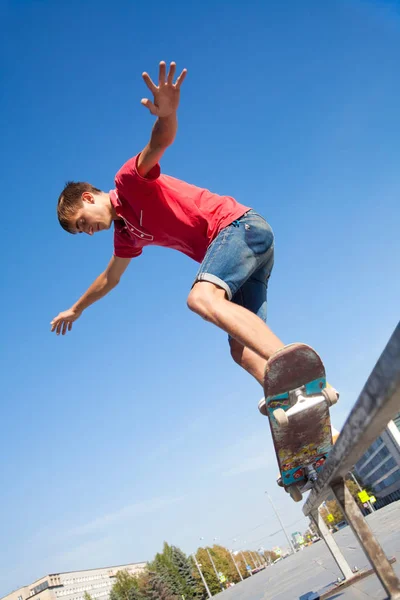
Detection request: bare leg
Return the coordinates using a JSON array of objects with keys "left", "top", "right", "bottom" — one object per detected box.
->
[
  {"left": 229, "top": 340, "right": 271, "bottom": 386},
  {"left": 187, "top": 281, "right": 284, "bottom": 364}
]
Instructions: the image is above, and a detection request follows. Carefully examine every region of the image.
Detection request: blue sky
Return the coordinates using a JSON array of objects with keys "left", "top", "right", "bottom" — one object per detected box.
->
[{"left": 1, "top": 0, "right": 400, "bottom": 595}]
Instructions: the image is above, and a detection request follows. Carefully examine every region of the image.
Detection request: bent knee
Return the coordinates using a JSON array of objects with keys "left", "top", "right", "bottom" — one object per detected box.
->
[
  {"left": 187, "top": 287, "right": 213, "bottom": 319},
  {"left": 187, "top": 282, "right": 226, "bottom": 319}
]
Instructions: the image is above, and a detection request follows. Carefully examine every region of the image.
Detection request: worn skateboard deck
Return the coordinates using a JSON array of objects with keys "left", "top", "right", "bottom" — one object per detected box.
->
[{"left": 264, "top": 343, "right": 333, "bottom": 491}]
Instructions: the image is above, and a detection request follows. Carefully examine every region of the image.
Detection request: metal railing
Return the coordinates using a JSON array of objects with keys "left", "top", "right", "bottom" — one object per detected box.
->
[{"left": 303, "top": 322, "right": 400, "bottom": 599}]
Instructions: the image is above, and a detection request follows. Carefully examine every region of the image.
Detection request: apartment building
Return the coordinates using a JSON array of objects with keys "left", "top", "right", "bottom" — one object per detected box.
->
[
  {"left": 355, "top": 412, "right": 400, "bottom": 508},
  {"left": 2, "top": 563, "right": 146, "bottom": 600}
]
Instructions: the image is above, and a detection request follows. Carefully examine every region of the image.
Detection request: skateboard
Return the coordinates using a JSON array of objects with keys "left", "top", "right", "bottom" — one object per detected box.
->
[{"left": 259, "top": 343, "right": 339, "bottom": 502}]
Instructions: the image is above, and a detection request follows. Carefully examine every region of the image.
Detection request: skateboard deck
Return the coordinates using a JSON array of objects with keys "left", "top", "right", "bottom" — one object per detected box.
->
[{"left": 263, "top": 343, "right": 337, "bottom": 501}]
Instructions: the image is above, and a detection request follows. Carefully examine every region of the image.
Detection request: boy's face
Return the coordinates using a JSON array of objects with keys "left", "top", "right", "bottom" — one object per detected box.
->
[{"left": 73, "top": 193, "right": 113, "bottom": 235}]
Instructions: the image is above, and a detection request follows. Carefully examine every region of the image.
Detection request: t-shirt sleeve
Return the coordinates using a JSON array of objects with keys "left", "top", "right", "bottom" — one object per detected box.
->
[
  {"left": 115, "top": 154, "right": 160, "bottom": 195},
  {"left": 113, "top": 234, "right": 143, "bottom": 259}
]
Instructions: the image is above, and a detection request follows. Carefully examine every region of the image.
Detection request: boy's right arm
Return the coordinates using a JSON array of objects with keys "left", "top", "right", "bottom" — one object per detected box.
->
[{"left": 51, "top": 255, "right": 131, "bottom": 335}]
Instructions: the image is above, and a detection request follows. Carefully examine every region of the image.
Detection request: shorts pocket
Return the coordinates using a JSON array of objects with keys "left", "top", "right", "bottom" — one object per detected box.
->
[{"left": 244, "top": 218, "right": 274, "bottom": 256}]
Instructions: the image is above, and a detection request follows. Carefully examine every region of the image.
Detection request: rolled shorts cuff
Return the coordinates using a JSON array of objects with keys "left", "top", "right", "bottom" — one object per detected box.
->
[{"left": 194, "top": 272, "right": 233, "bottom": 300}]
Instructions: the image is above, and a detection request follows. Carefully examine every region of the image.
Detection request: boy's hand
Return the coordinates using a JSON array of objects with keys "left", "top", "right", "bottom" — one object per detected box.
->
[
  {"left": 141, "top": 61, "right": 187, "bottom": 117},
  {"left": 51, "top": 308, "right": 82, "bottom": 336}
]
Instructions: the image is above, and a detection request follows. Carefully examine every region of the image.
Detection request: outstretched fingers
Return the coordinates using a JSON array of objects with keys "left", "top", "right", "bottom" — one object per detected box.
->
[
  {"left": 159, "top": 60, "right": 167, "bottom": 85},
  {"left": 144, "top": 62, "right": 187, "bottom": 91},
  {"left": 175, "top": 68, "right": 187, "bottom": 89},
  {"left": 142, "top": 72, "right": 157, "bottom": 94},
  {"left": 167, "top": 62, "right": 176, "bottom": 84}
]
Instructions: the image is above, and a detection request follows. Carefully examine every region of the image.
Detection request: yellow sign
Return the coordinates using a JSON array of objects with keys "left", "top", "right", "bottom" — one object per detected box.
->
[
  {"left": 369, "top": 495, "right": 376, "bottom": 503},
  {"left": 327, "top": 514, "right": 334, "bottom": 522},
  {"left": 357, "top": 490, "right": 370, "bottom": 503}
]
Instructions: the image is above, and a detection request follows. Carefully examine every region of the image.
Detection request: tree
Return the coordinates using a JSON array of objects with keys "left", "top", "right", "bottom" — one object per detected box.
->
[
  {"left": 171, "top": 545, "right": 200, "bottom": 598},
  {"left": 144, "top": 571, "right": 179, "bottom": 600},
  {"left": 318, "top": 477, "right": 375, "bottom": 528},
  {"left": 110, "top": 570, "right": 140, "bottom": 600},
  {"left": 148, "top": 542, "right": 182, "bottom": 597},
  {"left": 345, "top": 477, "right": 375, "bottom": 504},
  {"left": 195, "top": 548, "right": 221, "bottom": 595},
  {"left": 203, "top": 545, "right": 236, "bottom": 585},
  {"left": 188, "top": 555, "right": 209, "bottom": 600},
  {"left": 83, "top": 593, "right": 93, "bottom": 600},
  {"left": 232, "top": 551, "right": 255, "bottom": 578},
  {"left": 263, "top": 550, "right": 279, "bottom": 564},
  {"left": 127, "top": 587, "right": 146, "bottom": 600}
]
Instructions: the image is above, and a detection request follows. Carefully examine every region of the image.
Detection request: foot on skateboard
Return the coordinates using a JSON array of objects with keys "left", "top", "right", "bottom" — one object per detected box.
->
[{"left": 260, "top": 343, "right": 339, "bottom": 502}]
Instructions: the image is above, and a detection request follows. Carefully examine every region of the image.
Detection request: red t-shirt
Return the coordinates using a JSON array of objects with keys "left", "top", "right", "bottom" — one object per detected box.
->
[{"left": 110, "top": 155, "right": 250, "bottom": 262}]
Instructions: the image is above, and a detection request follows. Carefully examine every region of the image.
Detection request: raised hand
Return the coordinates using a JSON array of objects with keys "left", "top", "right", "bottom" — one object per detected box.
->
[
  {"left": 141, "top": 61, "right": 187, "bottom": 118},
  {"left": 51, "top": 308, "right": 82, "bottom": 335}
]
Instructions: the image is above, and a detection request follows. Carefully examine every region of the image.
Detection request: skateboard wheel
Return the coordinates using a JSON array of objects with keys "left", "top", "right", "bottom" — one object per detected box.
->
[
  {"left": 277, "top": 476, "right": 283, "bottom": 487},
  {"left": 322, "top": 387, "right": 339, "bottom": 406},
  {"left": 288, "top": 485, "right": 303, "bottom": 502},
  {"left": 274, "top": 408, "right": 289, "bottom": 428},
  {"left": 258, "top": 398, "right": 267, "bottom": 416}
]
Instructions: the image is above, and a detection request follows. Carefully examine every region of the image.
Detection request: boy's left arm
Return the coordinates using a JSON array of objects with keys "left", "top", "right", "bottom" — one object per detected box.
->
[{"left": 137, "top": 61, "right": 187, "bottom": 177}]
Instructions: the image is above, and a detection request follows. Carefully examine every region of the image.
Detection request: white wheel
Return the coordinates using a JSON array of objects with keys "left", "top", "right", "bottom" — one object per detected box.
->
[
  {"left": 276, "top": 476, "right": 283, "bottom": 488},
  {"left": 258, "top": 398, "right": 267, "bottom": 416},
  {"left": 274, "top": 408, "right": 289, "bottom": 428},
  {"left": 322, "top": 386, "right": 339, "bottom": 406},
  {"left": 288, "top": 485, "right": 303, "bottom": 502}
]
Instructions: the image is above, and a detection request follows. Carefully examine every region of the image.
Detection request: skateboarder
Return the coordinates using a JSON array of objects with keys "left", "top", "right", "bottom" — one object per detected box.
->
[{"left": 51, "top": 61, "right": 284, "bottom": 387}]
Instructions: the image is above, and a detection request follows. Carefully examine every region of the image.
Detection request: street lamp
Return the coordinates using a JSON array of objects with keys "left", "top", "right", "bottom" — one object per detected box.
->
[
  {"left": 229, "top": 550, "right": 243, "bottom": 581},
  {"left": 233, "top": 539, "right": 253, "bottom": 577},
  {"left": 192, "top": 553, "right": 212, "bottom": 599},
  {"left": 200, "top": 537, "right": 224, "bottom": 592},
  {"left": 265, "top": 491, "right": 296, "bottom": 554}
]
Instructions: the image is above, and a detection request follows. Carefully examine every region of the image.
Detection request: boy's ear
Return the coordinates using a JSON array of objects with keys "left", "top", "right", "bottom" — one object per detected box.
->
[{"left": 82, "top": 192, "right": 95, "bottom": 204}]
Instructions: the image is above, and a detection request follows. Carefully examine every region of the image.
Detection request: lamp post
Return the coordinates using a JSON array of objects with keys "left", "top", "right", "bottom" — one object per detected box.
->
[
  {"left": 251, "top": 551, "right": 261, "bottom": 568},
  {"left": 265, "top": 491, "right": 296, "bottom": 554},
  {"left": 200, "top": 537, "right": 224, "bottom": 592},
  {"left": 192, "top": 553, "right": 212, "bottom": 598},
  {"left": 229, "top": 550, "right": 243, "bottom": 581}
]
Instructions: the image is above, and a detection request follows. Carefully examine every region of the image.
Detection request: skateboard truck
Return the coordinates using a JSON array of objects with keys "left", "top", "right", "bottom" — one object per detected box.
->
[
  {"left": 273, "top": 386, "right": 339, "bottom": 429},
  {"left": 258, "top": 385, "right": 338, "bottom": 424}
]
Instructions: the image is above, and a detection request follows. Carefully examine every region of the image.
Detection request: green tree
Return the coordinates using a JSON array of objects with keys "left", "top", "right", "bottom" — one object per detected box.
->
[
  {"left": 83, "top": 593, "right": 93, "bottom": 600},
  {"left": 171, "top": 545, "right": 199, "bottom": 598},
  {"left": 149, "top": 542, "right": 181, "bottom": 597},
  {"left": 110, "top": 570, "right": 140, "bottom": 600},
  {"left": 127, "top": 587, "right": 146, "bottom": 600}
]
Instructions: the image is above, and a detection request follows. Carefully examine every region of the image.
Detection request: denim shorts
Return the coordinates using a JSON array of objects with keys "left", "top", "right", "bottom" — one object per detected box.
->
[{"left": 194, "top": 209, "right": 274, "bottom": 322}]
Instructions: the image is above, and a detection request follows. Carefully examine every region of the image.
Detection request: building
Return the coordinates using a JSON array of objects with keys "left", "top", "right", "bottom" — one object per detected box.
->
[
  {"left": 355, "top": 412, "right": 400, "bottom": 509},
  {"left": 291, "top": 532, "right": 304, "bottom": 549},
  {"left": 1, "top": 563, "right": 147, "bottom": 600}
]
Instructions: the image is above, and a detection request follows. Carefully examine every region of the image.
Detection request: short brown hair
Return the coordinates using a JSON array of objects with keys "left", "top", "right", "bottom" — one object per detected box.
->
[{"left": 57, "top": 181, "right": 102, "bottom": 233}]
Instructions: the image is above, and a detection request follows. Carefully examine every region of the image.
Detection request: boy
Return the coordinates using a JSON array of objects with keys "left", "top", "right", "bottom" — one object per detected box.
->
[{"left": 51, "top": 61, "right": 285, "bottom": 390}]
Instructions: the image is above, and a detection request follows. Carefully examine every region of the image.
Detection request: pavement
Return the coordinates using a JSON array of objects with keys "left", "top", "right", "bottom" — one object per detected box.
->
[{"left": 217, "top": 500, "right": 400, "bottom": 600}]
